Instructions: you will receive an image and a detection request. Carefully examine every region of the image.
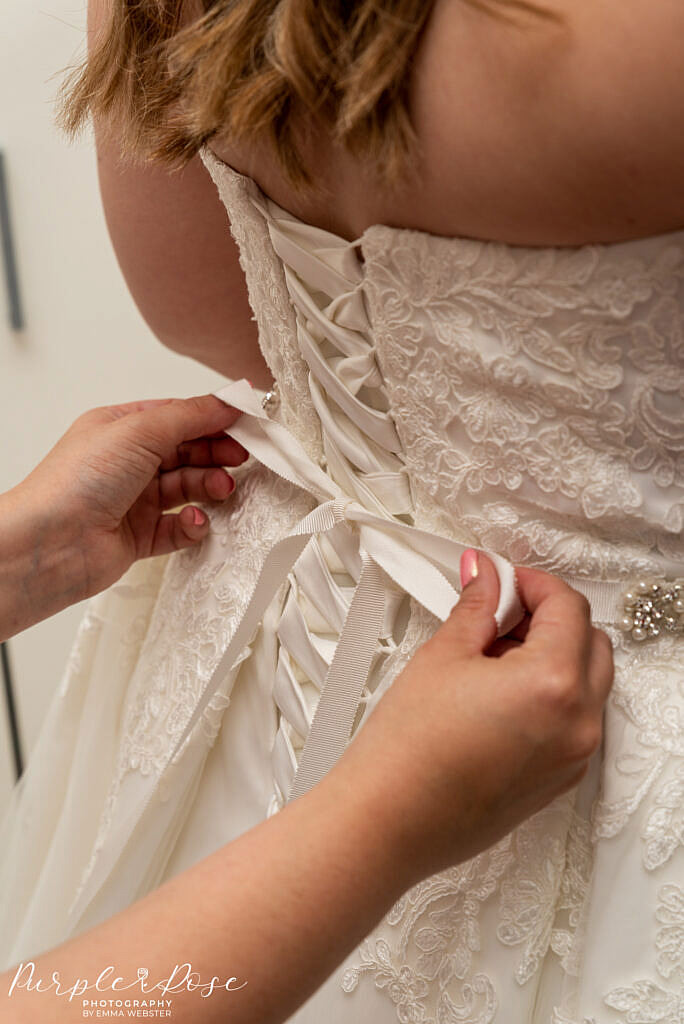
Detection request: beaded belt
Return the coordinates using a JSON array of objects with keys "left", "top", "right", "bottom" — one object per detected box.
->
[{"left": 617, "top": 580, "right": 684, "bottom": 642}]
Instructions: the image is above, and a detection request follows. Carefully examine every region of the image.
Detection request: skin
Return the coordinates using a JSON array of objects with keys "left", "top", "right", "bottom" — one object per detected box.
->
[
  {"left": 0, "top": 419, "right": 615, "bottom": 1020},
  {"left": 215, "top": 0, "right": 684, "bottom": 244},
  {"left": 0, "top": 0, "right": 637, "bottom": 1015},
  {"left": 0, "top": 395, "right": 247, "bottom": 642},
  {"left": 94, "top": 138, "right": 272, "bottom": 388},
  {"left": 90, "top": 0, "right": 684, "bottom": 381}
]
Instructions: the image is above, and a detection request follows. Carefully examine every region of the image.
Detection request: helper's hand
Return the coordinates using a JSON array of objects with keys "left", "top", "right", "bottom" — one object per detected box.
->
[
  {"left": 330, "top": 550, "right": 614, "bottom": 885},
  {"left": 2, "top": 396, "right": 245, "bottom": 641}
]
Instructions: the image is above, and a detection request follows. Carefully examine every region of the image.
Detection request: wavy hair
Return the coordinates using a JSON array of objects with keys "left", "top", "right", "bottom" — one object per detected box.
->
[{"left": 60, "top": 0, "right": 555, "bottom": 187}]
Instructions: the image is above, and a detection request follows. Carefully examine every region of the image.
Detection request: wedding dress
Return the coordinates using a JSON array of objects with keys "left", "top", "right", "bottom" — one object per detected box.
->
[{"left": 1, "top": 146, "right": 683, "bottom": 1023}]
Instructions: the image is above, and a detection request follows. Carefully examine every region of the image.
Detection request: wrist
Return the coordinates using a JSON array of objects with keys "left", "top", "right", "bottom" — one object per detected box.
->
[
  {"left": 313, "top": 755, "right": 424, "bottom": 901},
  {"left": 0, "top": 484, "right": 87, "bottom": 640}
]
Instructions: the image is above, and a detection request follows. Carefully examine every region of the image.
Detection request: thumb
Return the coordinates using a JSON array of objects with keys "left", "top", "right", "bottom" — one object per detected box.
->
[
  {"left": 442, "top": 550, "right": 501, "bottom": 657},
  {"left": 116, "top": 395, "right": 242, "bottom": 466}
]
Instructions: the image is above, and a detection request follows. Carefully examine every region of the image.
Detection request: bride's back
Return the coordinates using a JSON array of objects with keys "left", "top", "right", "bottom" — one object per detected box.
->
[
  {"left": 74, "top": 0, "right": 684, "bottom": 386},
  {"left": 4, "top": 10, "right": 680, "bottom": 1013},
  {"left": 81, "top": 0, "right": 684, "bottom": 249},
  {"left": 209, "top": 0, "right": 684, "bottom": 246}
]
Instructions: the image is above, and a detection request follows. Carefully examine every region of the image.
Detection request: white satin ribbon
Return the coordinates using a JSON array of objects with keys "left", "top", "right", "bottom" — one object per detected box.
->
[{"left": 172, "top": 378, "right": 528, "bottom": 802}]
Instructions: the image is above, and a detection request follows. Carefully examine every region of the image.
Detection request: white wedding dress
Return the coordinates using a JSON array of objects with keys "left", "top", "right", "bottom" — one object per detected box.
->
[{"left": 1, "top": 147, "right": 683, "bottom": 1023}]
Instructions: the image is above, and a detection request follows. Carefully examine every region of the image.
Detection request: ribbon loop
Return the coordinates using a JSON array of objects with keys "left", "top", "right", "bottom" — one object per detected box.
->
[
  {"left": 204, "top": 382, "right": 529, "bottom": 806},
  {"left": 68, "top": 378, "right": 531, "bottom": 924}
]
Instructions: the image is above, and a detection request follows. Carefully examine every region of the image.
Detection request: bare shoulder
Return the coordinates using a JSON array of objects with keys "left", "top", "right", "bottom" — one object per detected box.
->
[
  {"left": 403, "top": 0, "right": 684, "bottom": 244},
  {"left": 87, "top": 0, "right": 684, "bottom": 247},
  {"left": 217, "top": 0, "right": 684, "bottom": 245}
]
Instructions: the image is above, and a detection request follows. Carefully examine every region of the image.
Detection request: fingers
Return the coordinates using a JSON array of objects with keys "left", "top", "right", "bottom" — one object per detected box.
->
[
  {"left": 485, "top": 635, "right": 523, "bottom": 658},
  {"left": 156, "top": 394, "right": 243, "bottom": 439},
  {"left": 514, "top": 564, "right": 583, "bottom": 617},
  {"left": 173, "top": 435, "right": 249, "bottom": 470},
  {"left": 439, "top": 551, "right": 500, "bottom": 657},
  {"left": 587, "top": 626, "right": 615, "bottom": 706},
  {"left": 497, "top": 613, "right": 531, "bottom": 646},
  {"left": 148, "top": 506, "right": 211, "bottom": 557},
  {"left": 102, "top": 399, "right": 175, "bottom": 419},
  {"left": 514, "top": 565, "right": 594, "bottom": 667},
  {"left": 119, "top": 395, "right": 243, "bottom": 464},
  {"left": 158, "top": 466, "right": 236, "bottom": 510}
]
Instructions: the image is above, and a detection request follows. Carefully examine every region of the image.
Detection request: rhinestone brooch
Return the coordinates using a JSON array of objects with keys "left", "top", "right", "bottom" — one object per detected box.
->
[{"left": 618, "top": 579, "right": 684, "bottom": 642}]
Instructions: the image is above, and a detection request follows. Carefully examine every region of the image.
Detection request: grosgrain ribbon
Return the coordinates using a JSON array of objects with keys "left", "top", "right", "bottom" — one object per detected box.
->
[
  {"left": 66, "top": 378, "right": 633, "bottom": 927},
  {"left": 165, "top": 379, "right": 526, "bottom": 804}
]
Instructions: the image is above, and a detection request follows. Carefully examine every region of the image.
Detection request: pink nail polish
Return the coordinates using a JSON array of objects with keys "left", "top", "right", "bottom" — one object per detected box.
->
[
  {"left": 460, "top": 549, "right": 479, "bottom": 588},
  {"left": 192, "top": 507, "right": 206, "bottom": 527}
]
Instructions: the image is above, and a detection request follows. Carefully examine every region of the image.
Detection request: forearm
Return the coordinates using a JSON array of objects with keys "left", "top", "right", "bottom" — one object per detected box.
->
[
  {"left": 0, "top": 486, "right": 85, "bottom": 642},
  {"left": 0, "top": 764, "right": 414, "bottom": 1023}
]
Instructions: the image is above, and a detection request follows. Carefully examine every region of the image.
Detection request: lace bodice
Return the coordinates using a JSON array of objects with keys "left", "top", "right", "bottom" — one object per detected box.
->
[
  {"left": 196, "top": 150, "right": 684, "bottom": 1024},
  {"left": 202, "top": 149, "right": 684, "bottom": 585},
  {"left": 1, "top": 146, "right": 681, "bottom": 1024}
]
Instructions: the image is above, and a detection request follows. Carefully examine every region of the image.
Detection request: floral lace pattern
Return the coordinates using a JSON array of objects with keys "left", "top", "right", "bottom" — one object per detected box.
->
[
  {"left": 43, "top": 163, "right": 684, "bottom": 1019},
  {"left": 346, "top": 628, "right": 684, "bottom": 1024},
  {"left": 545, "top": 632, "right": 684, "bottom": 1024},
  {"left": 116, "top": 468, "right": 312, "bottom": 772},
  {"left": 592, "top": 632, "right": 684, "bottom": 870},
  {"left": 600, "top": 884, "right": 684, "bottom": 1023},
  {"left": 361, "top": 227, "right": 684, "bottom": 576},
  {"left": 201, "top": 149, "right": 322, "bottom": 461},
  {"left": 74, "top": 465, "right": 314, "bottom": 898},
  {"left": 655, "top": 883, "right": 684, "bottom": 982},
  {"left": 337, "top": 227, "right": 684, "bottom": 1021},
  {"left": 343, "top": 796, "right": 594, "bottom": 1023}
]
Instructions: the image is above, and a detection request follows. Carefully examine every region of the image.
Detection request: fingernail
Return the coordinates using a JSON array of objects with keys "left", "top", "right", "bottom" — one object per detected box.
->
[
  {"left": 460, "top": 549, "right": 479, "bottom": 588},
  {"left": 192, "top": 507, "right": 207, "bottom": 527}
]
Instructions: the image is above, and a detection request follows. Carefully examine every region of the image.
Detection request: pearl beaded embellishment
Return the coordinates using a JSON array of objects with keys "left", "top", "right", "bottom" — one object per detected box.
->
[{"left": 618, "top": 579, "right": 684, "bottom": 642}]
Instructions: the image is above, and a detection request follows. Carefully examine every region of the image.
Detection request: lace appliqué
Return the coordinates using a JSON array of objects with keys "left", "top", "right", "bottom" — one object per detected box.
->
[
  {"left": 343, "top": 797, "right": 593, "bottom": 1023},
  {"left": 601, "top": 884, "right": 684, "bottom": 1024},
  {"left": 551, "top": 1014, "right": 597, "bottom": 1024},
  {"left": 362, "top": 228, "right": 684, "bottom": 576},
  {"left": 75, "top": 466, "right": 315, "bottom": 896},
  {"left": 550, "top": 638, "right": 684, "bottom": 1024},
  {"left": 499, "top": 809, "right": 593, "bottom": 983},
  {"left": 200, "top": 148, "right": 322, "bottom": 462},
  {"left": 592, "top": 631, "right": 684, "bottom": 870},
  {"left": 655, "top": 883, "right": 684, "bottom": 982}
]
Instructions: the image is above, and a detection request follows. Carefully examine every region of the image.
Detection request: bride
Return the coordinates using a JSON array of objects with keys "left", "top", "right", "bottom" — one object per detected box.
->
[{"left": 2, "top": 1, "right": 683, "bottom": 1021}]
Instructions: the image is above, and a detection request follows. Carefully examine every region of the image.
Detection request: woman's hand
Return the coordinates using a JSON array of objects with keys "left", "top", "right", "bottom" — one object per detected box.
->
[
  {"left": 0, "top": 394, "right": 245, "bottom": 640},
  {"left": 329, "top": 550, "right": 615, "bottom": 887},
  {"left": 0, "top": 545, "right": 614, "bottom": 1024}
]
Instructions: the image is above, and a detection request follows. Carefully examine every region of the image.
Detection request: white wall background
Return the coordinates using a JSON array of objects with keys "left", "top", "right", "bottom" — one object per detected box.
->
[{"left": 0, "top": 2, "right": 223, "bottom": 814}]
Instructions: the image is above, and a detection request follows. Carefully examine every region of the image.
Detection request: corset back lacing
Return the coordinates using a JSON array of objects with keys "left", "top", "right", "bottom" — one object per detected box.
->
[
  {"left": 66, "top": 179, "right": 684, "bottom": 929},
  {"left": 206, "top": 196, "right": 639, "bottom": 806}
]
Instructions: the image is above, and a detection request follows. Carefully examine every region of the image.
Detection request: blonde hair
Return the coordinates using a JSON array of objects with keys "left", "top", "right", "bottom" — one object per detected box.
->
[{"left": 60, "top": 0, "right": 554, "bottom": 187}]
